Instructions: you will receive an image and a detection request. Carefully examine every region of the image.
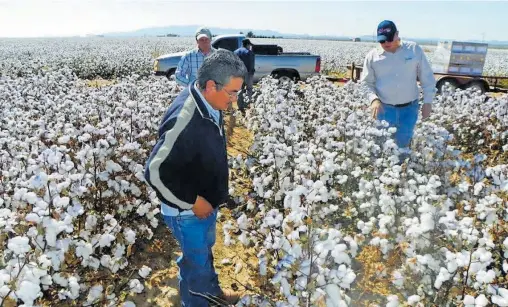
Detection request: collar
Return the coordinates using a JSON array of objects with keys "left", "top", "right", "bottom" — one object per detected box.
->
[
  {"left": 189, "top": 81, "right": 216, "bottom": 121},
  {"left": 196, "top": 47, "right": 217, "bottom": 56},
  {"left": 377, "top": 40, "right": 403, "bottom": 55}
]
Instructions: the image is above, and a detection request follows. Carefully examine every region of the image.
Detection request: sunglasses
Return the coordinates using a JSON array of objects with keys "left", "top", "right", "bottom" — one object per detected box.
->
[{"left": 379, "top": 38, "right": 394, "bottom": 44}]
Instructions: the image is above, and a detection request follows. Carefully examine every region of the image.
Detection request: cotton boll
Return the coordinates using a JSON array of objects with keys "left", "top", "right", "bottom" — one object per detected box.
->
[
  {"left": 15, "top": 280, "right": 41, "bottom": 305},
  {"left": 129, "top": 279, "right": 144, "bottom": 294},
  {"left": 86, "top": 284, "right": 104, "bottom": 304},
  {"left": 138, "top": 266, "right": 152, "bottom": 278},
  {"left": 407, "top": 295, "right": 421, "bottom": 306},
  {"left": 7, "top": 236, "right": 31, "bottom": 254},
  {"left": 386, "top": 295, "right": 400, "bottom": 307}
]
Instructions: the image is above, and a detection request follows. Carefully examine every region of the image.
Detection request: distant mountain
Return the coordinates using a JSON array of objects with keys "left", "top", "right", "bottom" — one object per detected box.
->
[{"left": 100, "top": 25, "right": 508, "bottom": 47}]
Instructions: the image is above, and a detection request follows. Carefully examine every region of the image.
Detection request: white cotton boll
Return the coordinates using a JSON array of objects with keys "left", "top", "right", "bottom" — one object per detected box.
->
[
  {"left": 503, "top": 261, "right": 508, "bottom": 273},
  {"left": 407, "top": 295, "right": 421, "bottom": 306},
  {"left": 53, "top": 273, "right": 68, "bottom": 287},
  {"left": 31, "top": 172, "right": 48, "bottom": 189},
  {"left": 325, "top": 284, "right": 343, "bottom": 307},
  {"left": 280, "top": 278, "right": 291, "bottom": 297},
  {"left": 26, "top": 213, "right": 41, "bottom": 224},
  {"left": 53, "top": 196, "right": 70, "bottom": 208},
  {"left": 23, "top": 192, "right": 38, "bottom": 205},
  {"left": 38, "top": 254, "right": 52, "bottom": 269},
  {"left": 475, "top": 269, "right": 495, "bottom": 285},
  {"left": 492, "top": 287, "right": 508, "bottom": 306},
  {"left": 392, "top": 270, "right": 404, "bottom": 288},
  {"left": 8, "top": 236, "right": 31, "bottom": 254},
  {"left": 76, "top": 242, "right": 93, "bottom": 259},
  {"left": 123, "top": 301, "right": 136, "bottom": 307},
  {"left": 58, "top": 135, "right": 71, "bottom": 144},
  {"left": 386, "top": 295, "right": 399, "bottom": 307},
  {"left": 86, "top": 284, "right": 103, "bottom": 304},
  {"left": 129, "top": 279, "right": 144, "bottom": 294},
  {"left": 66, "top": 276, "right": 80, "bottom": 299},
  {"left": 463, "top": 295, "right": 475, "bottom": 305},
  {"left": 475, "top": 294, "right": 489, "bottom": 306},
  {"left": 15, "top": 280, "right": 41, "bottom": 305},
  {"left": 434, "top": 267, "right": 451, "bottom": 289},
  {"left": 138, "top": 266, "right": 152, "bottom": 278},
  {"left": 99, "top": 233, "right": 115, "bottom": 248},
  {"left": 124, "top": 228, "right": 136, "bottom": 244},
  {"left": 287, "top": 295, "right": 299, "bottom": 306}
]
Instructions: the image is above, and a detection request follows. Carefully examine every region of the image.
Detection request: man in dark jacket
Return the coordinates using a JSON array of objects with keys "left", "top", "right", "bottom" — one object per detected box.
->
[
  {"left": 234, "top": 39, "right": 255, "bottom": 114},
  {"left": 144, "top": 49, "right": 246, "bottom": 307}
]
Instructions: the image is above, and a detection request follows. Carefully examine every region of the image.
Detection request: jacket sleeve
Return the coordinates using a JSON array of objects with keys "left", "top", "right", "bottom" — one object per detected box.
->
[
  {"left": 359, "top": 50, "right": 379, "bottom": 103},
  {"left": 416, "top": 45, "right": 437, "bottom": 104},
  {"left": 144, "top": 114, "right": 197, "bottom": 210},
  {"left": 175, "top": 53, "right": 191, "bottom": 87}
]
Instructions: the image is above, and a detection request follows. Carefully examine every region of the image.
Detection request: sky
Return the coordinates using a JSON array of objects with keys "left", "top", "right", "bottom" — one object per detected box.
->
[{"left": 0, "top": 0, "right": 506, "bottom": 41}]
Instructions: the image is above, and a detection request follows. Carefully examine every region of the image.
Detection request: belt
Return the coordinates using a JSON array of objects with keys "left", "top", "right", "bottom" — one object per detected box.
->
[{"left": 384, "top": 101, "right": 415, "bottom": 108}]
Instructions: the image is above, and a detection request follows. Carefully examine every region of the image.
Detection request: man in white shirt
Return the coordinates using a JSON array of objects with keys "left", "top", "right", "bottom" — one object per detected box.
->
[{"left": 360, "top": 20, "right": 436, "bottom": 150}]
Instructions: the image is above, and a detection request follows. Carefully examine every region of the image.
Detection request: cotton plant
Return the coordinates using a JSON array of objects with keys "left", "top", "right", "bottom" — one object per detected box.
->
[
  {"left": 0, "top": 68, "right": 182, "bottom": 305},
  {"left": 226, "top": 75, "right": 508, "bottom": 306}
]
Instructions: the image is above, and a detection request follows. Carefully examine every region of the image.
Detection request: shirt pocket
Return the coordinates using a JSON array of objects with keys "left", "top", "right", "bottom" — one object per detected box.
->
[{"left": 403, "top": 54, "right": 418, "bottom": 70}]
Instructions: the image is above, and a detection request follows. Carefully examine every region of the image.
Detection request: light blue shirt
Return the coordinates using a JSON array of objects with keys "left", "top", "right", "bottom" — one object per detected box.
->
[
  {"left": 161, "top": 82, "right": 221, "bottom": 217},
  {"left": 194, "top": 82, "right": 220, "bottom": 124},
  {"left": 360, "top": 40, "right": 436, "bottom": 105},
  {"left": 175, "top": 47, "right": 217, "bottom": 87}
]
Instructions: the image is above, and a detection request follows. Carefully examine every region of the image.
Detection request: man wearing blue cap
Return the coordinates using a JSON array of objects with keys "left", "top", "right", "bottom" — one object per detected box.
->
[{"left": 360, "top": 20, "right": 436, "bottom": 151}]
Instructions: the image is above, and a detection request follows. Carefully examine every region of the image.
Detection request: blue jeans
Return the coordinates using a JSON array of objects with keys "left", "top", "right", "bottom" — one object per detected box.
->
[
  {"left": 163, "top": 209, "right": 221, "bottom": 306},
  {"left": 377, "top": 99, "right": 419, "bottom": 149}
]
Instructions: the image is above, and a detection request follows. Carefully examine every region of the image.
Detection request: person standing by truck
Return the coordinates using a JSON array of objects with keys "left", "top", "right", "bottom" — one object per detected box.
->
[
  {"left": 175, "top": 26, "right": 216, "bottom": 87},
  {"left": 234, "top": 39, "right": 255, "bottom": 114},
  {"left": 360, "top": 20, "right": 436, "bottom": 152}
]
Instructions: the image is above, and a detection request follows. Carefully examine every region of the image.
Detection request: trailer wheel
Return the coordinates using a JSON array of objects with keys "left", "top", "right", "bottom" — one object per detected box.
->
[
  {"left": 436, "top": 78, "right": 458, "bottom": 94},
  {"left": 465, "top": 81, "right": 487, "bottom": 94}
]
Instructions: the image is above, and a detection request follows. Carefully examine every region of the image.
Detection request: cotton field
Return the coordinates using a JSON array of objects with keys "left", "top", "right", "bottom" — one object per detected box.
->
[
  {"left": 1, "top": 37, "right": 507, "bottom": 79},
  {"left": 0, "top": 37, "right": 507, "bottom": 307}
]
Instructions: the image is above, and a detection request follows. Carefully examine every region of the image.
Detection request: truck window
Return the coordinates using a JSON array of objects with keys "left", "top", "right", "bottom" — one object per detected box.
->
[{"left": 213, "top": 38, "right": 238, "bottom": 52}]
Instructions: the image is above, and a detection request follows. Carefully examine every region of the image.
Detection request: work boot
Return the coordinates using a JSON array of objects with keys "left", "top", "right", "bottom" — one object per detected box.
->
[{"left": 218, "top": 289, "right": 241, "bottom": 305}]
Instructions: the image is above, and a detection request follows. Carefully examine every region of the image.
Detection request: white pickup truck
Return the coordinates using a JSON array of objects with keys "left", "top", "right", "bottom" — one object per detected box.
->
[{"left": 153, "top": 34, "right": 321, "bottom": 83}]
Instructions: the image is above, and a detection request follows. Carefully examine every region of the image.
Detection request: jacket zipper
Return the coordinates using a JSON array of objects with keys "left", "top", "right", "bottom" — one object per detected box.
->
[{"left": 206, "top": 118, "right": 223, "bottom": 137}]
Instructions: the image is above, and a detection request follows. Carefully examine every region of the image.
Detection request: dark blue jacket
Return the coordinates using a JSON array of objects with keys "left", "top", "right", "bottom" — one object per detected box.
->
[
  {"left": 234, "top": 47, "right": 255, "bottom": 73},
  {"left": 144, "top": 82, "right": 228, "bottom": 212}
]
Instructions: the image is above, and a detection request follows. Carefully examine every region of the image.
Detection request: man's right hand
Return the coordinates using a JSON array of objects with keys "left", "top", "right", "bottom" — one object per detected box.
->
[
  {"left": 370, "top": 99, "right": 383, "bottom": 119},
  {"left": 192, "top": 196, "right": 214, "bottom": 219}
]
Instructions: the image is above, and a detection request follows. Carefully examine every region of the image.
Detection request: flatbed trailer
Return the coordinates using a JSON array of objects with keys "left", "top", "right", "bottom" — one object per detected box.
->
[{"left": 330, "top": 63, "right": 508, "bottom": 94}]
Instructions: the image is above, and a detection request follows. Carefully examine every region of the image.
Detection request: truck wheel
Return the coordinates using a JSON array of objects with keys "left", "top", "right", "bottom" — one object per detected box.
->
[
  {"left": 273, "top": 71, "right": 297, "bottom": 84},
  {"left": 436, "top": 79, "right": 458, "bottom": 94},
  {"left": 166, "top": 68, "right": 176, "bottom": 80},
  {"left": 465, "top": 81, "right": 487, "bottom": 94}
]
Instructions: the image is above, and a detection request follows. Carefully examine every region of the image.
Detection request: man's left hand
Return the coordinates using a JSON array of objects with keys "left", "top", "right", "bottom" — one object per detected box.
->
[{"left": 421, "top": 103, "right": 432, "bottom": 120}]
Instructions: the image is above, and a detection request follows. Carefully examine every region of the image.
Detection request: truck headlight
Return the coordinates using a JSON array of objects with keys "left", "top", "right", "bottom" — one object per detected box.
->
[{"left": 153, "top": 60, "right": 159, "bottom": 71}]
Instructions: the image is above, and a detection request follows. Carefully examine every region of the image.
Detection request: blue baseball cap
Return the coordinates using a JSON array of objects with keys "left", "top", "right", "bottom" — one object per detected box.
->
[{"left": 377, "top": 20, "right": 397, "bottom": 42}]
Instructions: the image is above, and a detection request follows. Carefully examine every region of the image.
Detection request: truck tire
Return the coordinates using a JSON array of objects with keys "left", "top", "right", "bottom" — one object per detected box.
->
[
  {"left": 166, "top": 68, "right": 176, "bottom": 80},
  {"left": 272, "top": 71, "right": 299, "bottom": 83},
  {"left": 465, "top": 81, "right": 487, "bottom": 94},
  {"left": 436, "top": 78, "right": 458, "bottom": 94}
]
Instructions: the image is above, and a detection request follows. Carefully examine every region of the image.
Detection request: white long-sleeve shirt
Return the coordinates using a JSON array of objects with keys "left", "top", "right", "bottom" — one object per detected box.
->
[{"left": 360, "top": 40, "right": 436, "bottom": 105}]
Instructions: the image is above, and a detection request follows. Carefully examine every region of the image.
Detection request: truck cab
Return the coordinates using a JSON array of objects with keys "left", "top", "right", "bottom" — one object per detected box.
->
[{"left": 153, "top": 34, "right": 321, "bottom": 84}]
